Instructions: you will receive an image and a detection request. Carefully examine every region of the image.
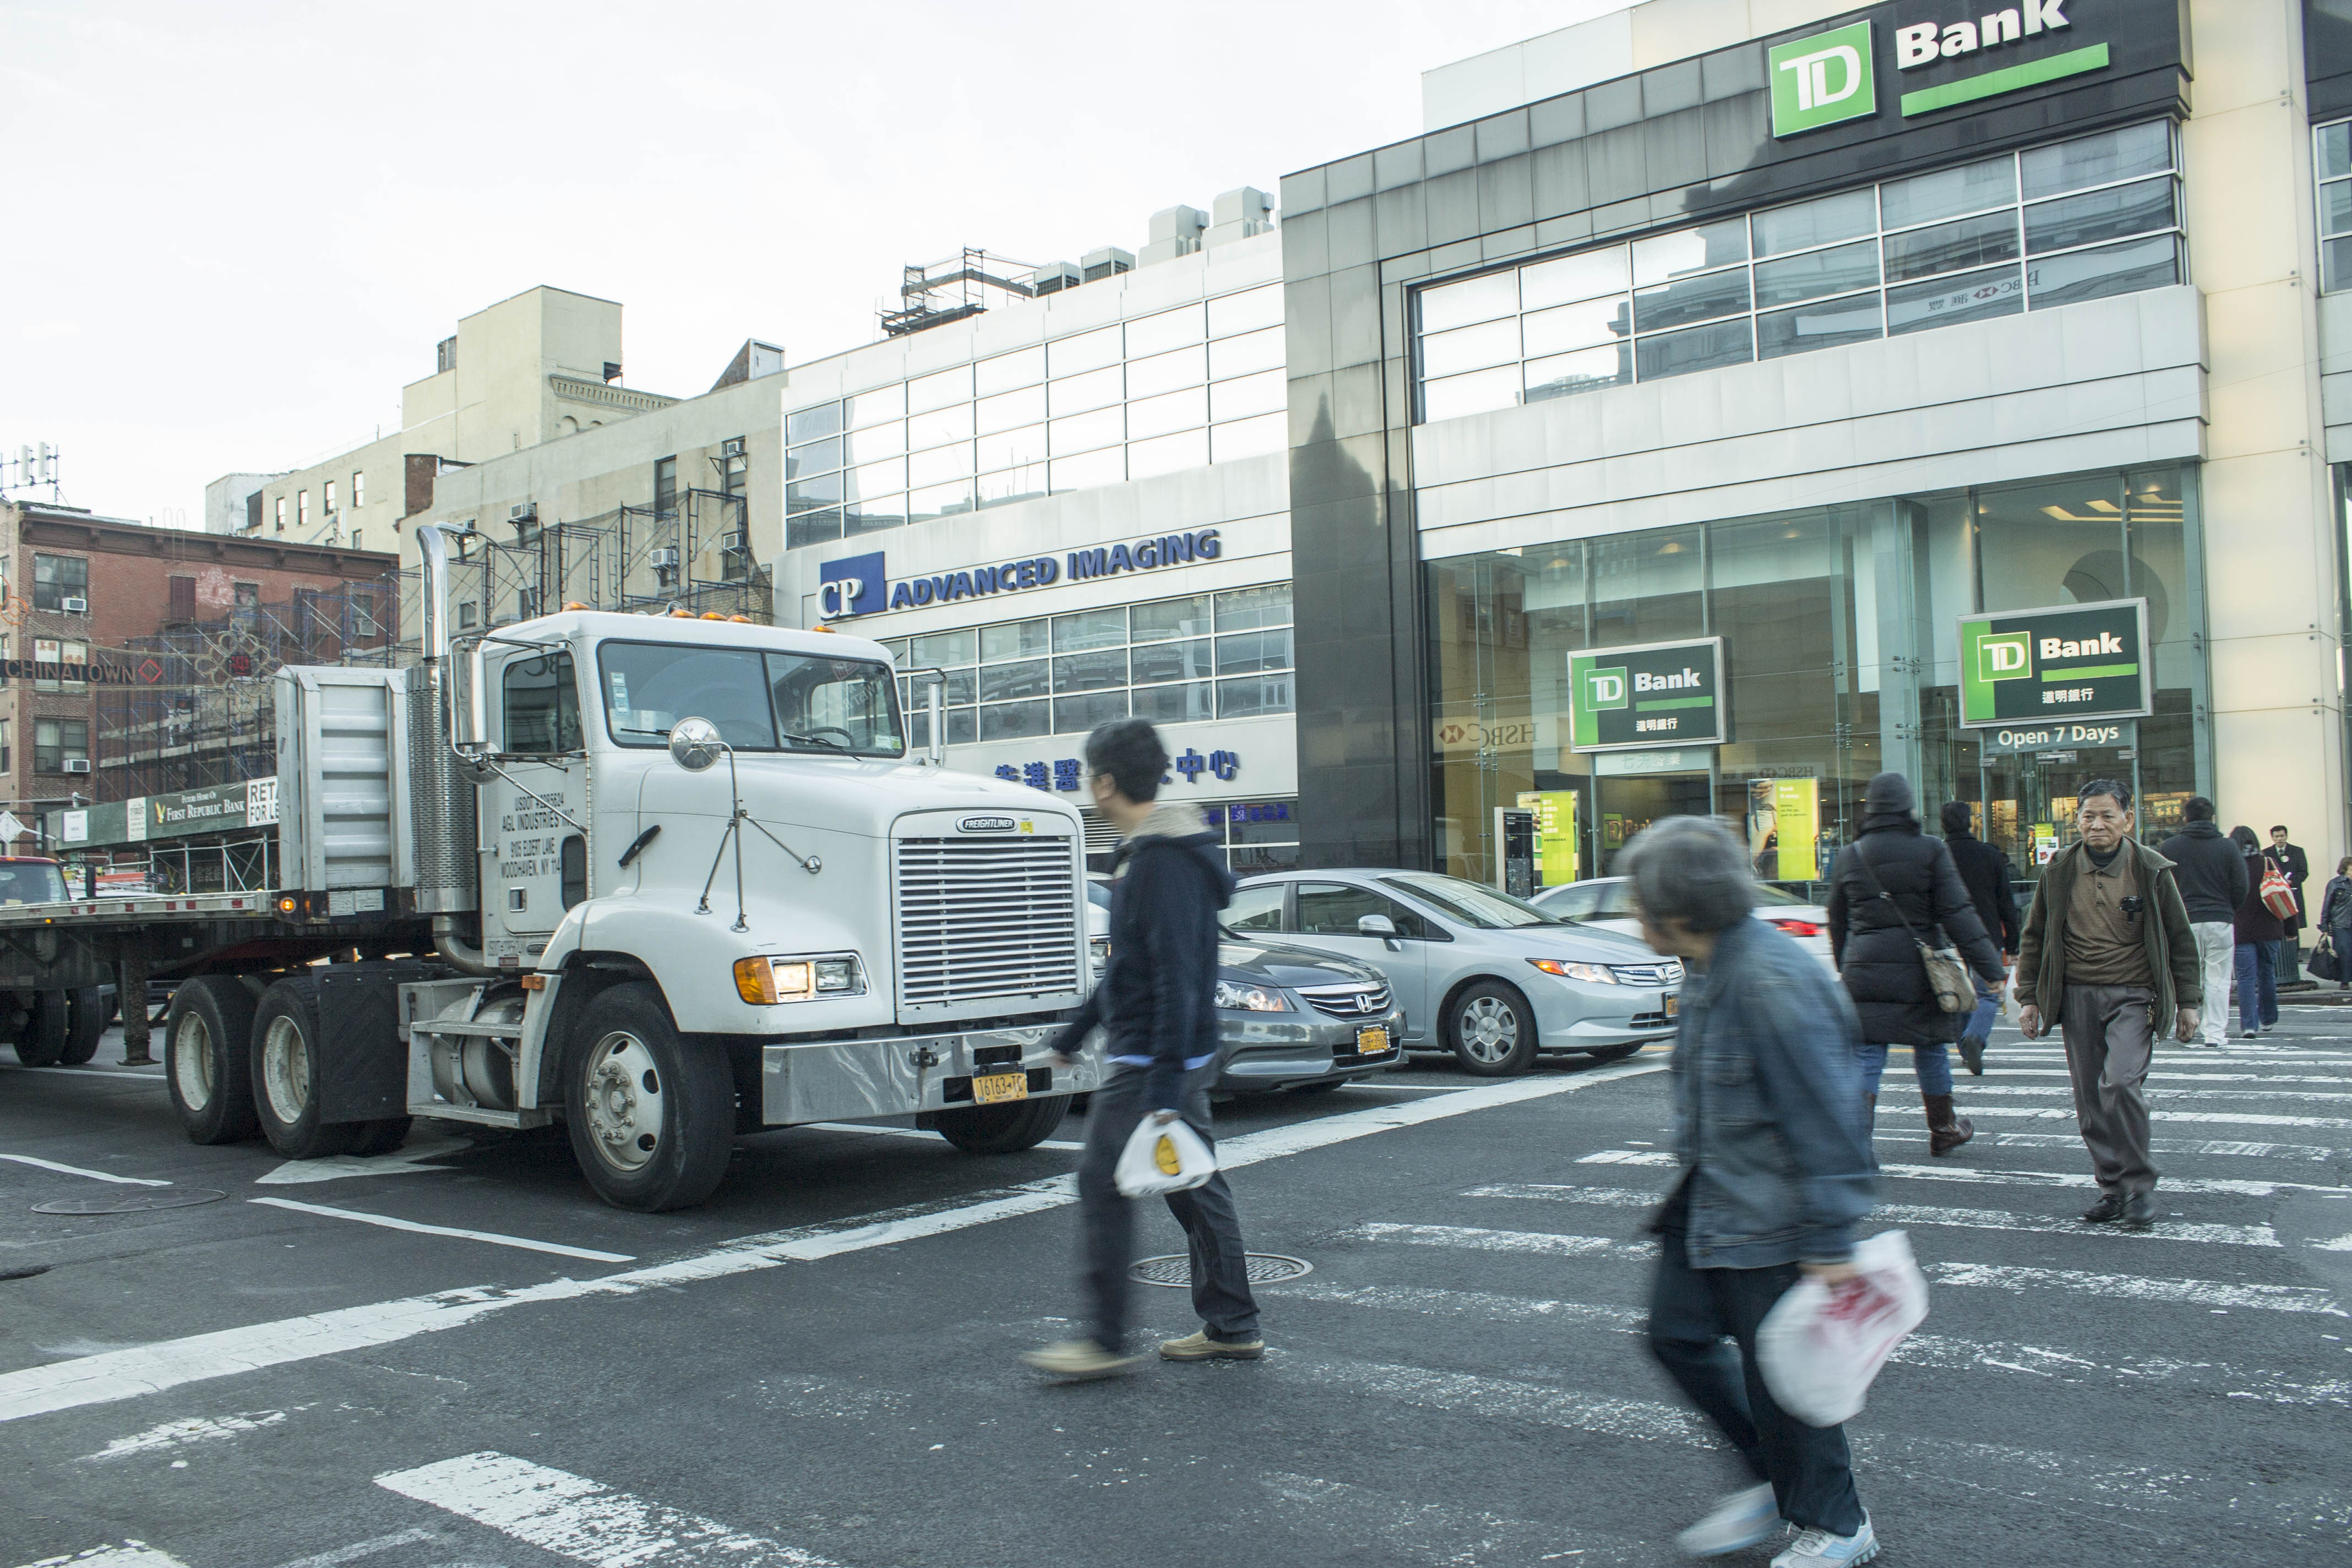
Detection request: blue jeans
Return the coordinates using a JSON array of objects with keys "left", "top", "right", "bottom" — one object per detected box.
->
[
  {"left": 1854, "top": 1041, "right": 1954, "bottom": 1097},
  {"left": 1962, "top": 974, "right": 2000, "bottom": 1042},
  {"left": 2234, "top": 940, "right": 2280, "bottom": 1034}
]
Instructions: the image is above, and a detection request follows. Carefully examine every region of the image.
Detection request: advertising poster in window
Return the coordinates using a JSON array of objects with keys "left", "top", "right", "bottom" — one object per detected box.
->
[
  {"left": 1517, "top": 790, "right": 1579, "bottom": 886},
  {"left": 1564, "top": 637, "right": 1725, "bottom": 752},
  {"left": 1957, "top": 597, "right": 2150, "bottom": 726},
  {"left": 1748, "top": 776, "right": 1822, "bottom": 881}
]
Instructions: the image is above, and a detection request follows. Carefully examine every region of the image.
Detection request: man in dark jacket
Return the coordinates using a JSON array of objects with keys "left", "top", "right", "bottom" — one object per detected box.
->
[
  {"left": 1826, "top": 774, "right": 2005, "bottom": 1156},
  {"left": 2015, "top": 780, "right": 2201, "bottom": 1230},
  {"left": 1939, "top": 800, "right": 2018, "bottom": 1075},
  {"left": 2270, "top": 825, "right": 2311, "bottom": 984},
  {"left": 1025, "top": 718, "right": 1262, "bottom": 1379},
  {"left": 2157, "top": 797, "right": 2246, "bottom": 1047}
]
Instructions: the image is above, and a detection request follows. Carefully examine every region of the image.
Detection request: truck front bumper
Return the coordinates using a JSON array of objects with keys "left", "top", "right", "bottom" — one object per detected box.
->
[{"left": 761, "top": 1027, "right": 1104, "bottom": 1125}]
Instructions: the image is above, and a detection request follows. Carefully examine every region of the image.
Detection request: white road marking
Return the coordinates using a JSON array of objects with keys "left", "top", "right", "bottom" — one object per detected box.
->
[
  {"left": 1308, "top": 1359, "right": 1708, "bottom": 1445},
  {"left": 1873, "top": 1161, "right": 2352, "bottom": 1199},
  {"left": 1875, "top": 1130, "right": 2343, "bottom": 1161},
  {"left": 1962, "top": 1069, "right": 2352, "bottom": 1085},
  {"left": 0, "top": 1065, "right": 166, "bottom": 1081},
  {"left": 1575, "top": 1149, "right": 1677, "bottom": 1166},
  {"left": 248, "top": 1198, "right": 635, "bottom": 1264},
  {"left": 1961, "top": 1106, "right": 2351, "bottom": 1129},
  {"left": 377, "top": 1450, "right": 838, "bottom": 1566},
  {"left": 0, "top": 1061, "right": 1664, "bottom": 1423},
  {"left": 1954, "top": 1084, "right": 2352, "bottom": 1103},
  {"left": 83, "top": 1409, "right": 286, "bottom": 1461},
  {"left": 1261, "top": 1472, "right": 1603, "bottom": 1568},
  {"left": 801, "top": 1121, "right": 1085, "bottom": 1151},
  {"left": 254, "top": 1134, "right": 473, "bottom": 1185},
  {"left": 1467, "top": 1183, "right": 2280, "bottom": 1247},
  {"left": 1348, "top": 1221, "right": 1641, "bottom": 1258},
  {"left": 1929, "top": 1261, "right": 2345, "bottom": 1315},
  {"left": 267, "top": 1529, "right": 440, "bottom": 1568},
  {"left": 0, "top": 1153, "right": 170, "bottom": 1187},
  {"left": 10, "top": 1546, "right": 190, "bottom": 1568}
]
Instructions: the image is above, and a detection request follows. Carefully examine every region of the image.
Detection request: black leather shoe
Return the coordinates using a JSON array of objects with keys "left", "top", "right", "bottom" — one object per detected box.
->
[
  {"left": 2119, "top": 1193, "right": 2159, "bottom": 1231},
  {"left": 1959, "top": 1034, "right": 1986, "bottom": 1075},
  {"left": 2081, "top": 1193, "right": 2126, "bottom": 1224}
]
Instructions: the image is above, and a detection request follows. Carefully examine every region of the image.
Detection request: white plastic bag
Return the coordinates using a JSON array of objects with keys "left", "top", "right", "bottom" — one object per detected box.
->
[
  {"left": 1113, "top": 1115, "right": 1217, "bottom": 1197},
  {"left": 1755, "top": 1229, "right": 1929, "bottom": 1427}
]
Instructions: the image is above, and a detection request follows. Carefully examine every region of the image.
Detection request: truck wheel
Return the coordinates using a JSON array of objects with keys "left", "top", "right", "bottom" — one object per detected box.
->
[
  {"left": 251, "top": 976, "right": 358, "bottom": 1160},
  {"left": 166, "top": 977, "right": 260, "bottom": 1144},
  {"left": 61, "top": 988, "right": 107, "bottom": 1065},
  {"left": 13, "top": 993, "right": 68, "bottom": 1067},
  {"left": 1446, "top": 981, "right": 1538, "bottom": 1076},
  {"left": 348, "top": 1118, "right": 412, "bottom": 1157},
  {"left": 933, "top": 1095, "right": 1070, "bottom": 1153},
  {"left": 563, "top": 983, "right": 733, "bottom": 1212}
]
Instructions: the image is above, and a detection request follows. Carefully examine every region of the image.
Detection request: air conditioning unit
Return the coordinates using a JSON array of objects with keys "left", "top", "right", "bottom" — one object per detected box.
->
[
  {"left": 721, "top": 437, "right": 746, "bottom": 458},
  {"left": 61, "top": 596, "right": 86, "bottom": 614},
  {"left": 720, "top": 530, "right": 748, "bottom": 554},
  {"left": 648, "top": 547, "right": 680, "bottom": 570},
  {"left": 62, "top": 759, "right": 91, "bottom": 774},
  {"left": 509, "top": 502, "right": 537, "bottom": 524}
]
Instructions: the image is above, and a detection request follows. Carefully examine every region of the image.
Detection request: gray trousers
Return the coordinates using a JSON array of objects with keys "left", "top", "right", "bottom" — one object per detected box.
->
[
  {"left": 2059, "top": 984, "right": 2159, "bottom": 1199},
  {"left": 1075, "top": 1063, "right": 1261, "bottom": 1352}
]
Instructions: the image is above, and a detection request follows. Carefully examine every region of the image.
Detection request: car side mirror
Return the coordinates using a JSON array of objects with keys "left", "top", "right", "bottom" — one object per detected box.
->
[{"left": 1357, "top": 914, "right": 1397, "bottom": 937}]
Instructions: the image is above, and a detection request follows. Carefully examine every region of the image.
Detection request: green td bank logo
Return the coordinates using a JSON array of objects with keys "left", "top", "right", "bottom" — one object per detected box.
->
[
  {"left": 1582, "top": 666, "right": 1629, "bottom": 711},
  {"left": 1977, "top": 630, "right": 2032, "bottom": 681},
  {"left": 1770, "top": 20, "right": 1876, "bottom": 137}
]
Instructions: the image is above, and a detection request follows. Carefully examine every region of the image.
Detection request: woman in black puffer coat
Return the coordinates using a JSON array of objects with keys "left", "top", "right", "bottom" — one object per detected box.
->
[{"left": 1825, "top": 772, "right": 2006, "bottom": 1155}]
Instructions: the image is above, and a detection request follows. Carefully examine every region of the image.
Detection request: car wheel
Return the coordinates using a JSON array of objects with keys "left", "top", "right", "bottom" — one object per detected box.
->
[{"left": 1447, "top": 982, "right": 1537, "bottom": 1076}]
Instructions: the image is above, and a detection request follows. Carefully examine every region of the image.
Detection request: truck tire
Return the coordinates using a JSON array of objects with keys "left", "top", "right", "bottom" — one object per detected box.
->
[
  {"left": 563, "top": 983, "right": 733, "bottom": 1212},
  {"left": 348, "top": 1117, "right": 412, "bottom": 1157},
  {"left": 166, "top": 977, "right": 260, "bottom": 1145},
  {"left": 13, "top": 993, "right": 69, "bottom": 1067},
  {"left": 61, "top": 988, "right": 107, "bottom": 1065},
  {"left": 1446, "top": 980, "right": 1538, "bottom": 1077},
  {"left": 251, "top": 976, "right": 359, "bottom": 1160},
  {"left": 932, "top": 1094, "right": 1070, "bottom": 1154}
]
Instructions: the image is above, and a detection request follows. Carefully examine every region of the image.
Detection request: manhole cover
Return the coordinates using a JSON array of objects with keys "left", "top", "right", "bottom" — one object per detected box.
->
[
  {"left": 1130, "top": 1253, "right": 1313, "bottom": 1288},
  {"left": 33, "top": 1189, "right": 225, "bottom": 1215}
]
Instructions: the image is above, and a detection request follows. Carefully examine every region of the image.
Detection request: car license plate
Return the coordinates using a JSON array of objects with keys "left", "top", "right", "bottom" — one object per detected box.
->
[
  {"left": 1355, "top": 1025, "right": 1389, "bottom": 1055},
  {"left": 971, "top": 1070, "right": 1028, "bottom": 1105},
  {"left": 1663, "top": 994, "right": 1679, "bottom": 1018}
]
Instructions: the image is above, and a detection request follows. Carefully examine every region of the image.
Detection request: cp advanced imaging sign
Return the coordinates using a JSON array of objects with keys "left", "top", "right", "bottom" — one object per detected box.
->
[
  {"left": 1770, "top": 1, "right": 2109, "bottom": 138},
  {"left": 1958, "top": 597, "right": 2150, "bottom": 727},
  {"left": 1566, "top": 637, "right": 1725, "bottom": 754}
]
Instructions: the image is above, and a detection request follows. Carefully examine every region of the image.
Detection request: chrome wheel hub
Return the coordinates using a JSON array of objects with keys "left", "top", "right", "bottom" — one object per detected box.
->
[
  {"left": 1461, "top": 997, "right": 1520, "bottom": 1062},
  {"left": 260, "top": 1014, "right": 311, "bottom": 1123},
  {"left": 173, "top": 1011, "right": 214, "bottom": 1110},
  {"left": 584, "top": 1031, "right": 663, "bottom": 1173}
]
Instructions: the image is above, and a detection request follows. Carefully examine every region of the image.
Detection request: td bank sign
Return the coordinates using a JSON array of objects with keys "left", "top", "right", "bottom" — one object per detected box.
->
[
  {"left": 1770, "top": 2, "right": 2106, "bottom": 138},
  {"left": 1566, "top": 637, "right": 1726, "bottom": 754},
  {"left": 1958, "top": 597, "right": 2151, "bottom": 727}
]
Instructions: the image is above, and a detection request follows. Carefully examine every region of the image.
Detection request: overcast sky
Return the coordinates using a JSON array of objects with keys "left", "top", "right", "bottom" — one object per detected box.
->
[{"left": 1, "top": 0, "right": 1623, "bottom": 529}]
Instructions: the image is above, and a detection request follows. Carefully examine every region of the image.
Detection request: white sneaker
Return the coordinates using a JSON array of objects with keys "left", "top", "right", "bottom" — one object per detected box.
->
[
  {"left": 1772, "top": 1513, "right": 1877, "bottom": 1567},
  {"left": 1675, "top": 1483, "right": 1779, "bottom": 1557}
]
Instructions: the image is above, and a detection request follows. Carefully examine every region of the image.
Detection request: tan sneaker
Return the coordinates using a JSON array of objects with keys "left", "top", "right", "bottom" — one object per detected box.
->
[
  {"left": 1159, "top": 1329, "right": 1265, "bottom": 1361},
  {"left": 1020, "top": 1339, "right": 1141, "bottom": 1380}
]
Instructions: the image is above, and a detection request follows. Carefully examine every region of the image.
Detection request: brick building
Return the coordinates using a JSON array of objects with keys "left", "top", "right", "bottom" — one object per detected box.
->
[{"left": 0, "top": 500, "right": 397, "bottom": 845}]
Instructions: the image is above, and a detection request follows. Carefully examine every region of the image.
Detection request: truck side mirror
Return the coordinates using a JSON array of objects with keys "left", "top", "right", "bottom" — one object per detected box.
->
[
  {"left": 1357, "top": 914, "right": 1398, "bottom": 937},
  {"left": 451, "top": 639, "right": 487, "bottom": 750},
  {"left": 668, "top": 716, "right": 725, "bottom": 772}
]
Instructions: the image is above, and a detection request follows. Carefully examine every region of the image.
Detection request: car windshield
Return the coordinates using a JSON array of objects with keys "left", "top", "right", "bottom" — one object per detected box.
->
[
  {"left": 0, "top": 862, "right": 67, "bottom": 905},
  {"left": 1379, "top": 872, "right": 1560, "bottom": 929},
  {"left": 597, "top": 641, "right": 903, "bottom": 756}
]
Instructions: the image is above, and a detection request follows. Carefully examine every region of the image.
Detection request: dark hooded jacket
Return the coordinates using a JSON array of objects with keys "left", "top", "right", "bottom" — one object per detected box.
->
[
  {"left": 2155, "top": 819, "right": 2250, "bottom": 924},
  {"left": 1825, "top": 774, "right": 2005, "bottom": 1047},
  {"left": 1050, "top": 803, "right": 1235, "bottom": 1110}
]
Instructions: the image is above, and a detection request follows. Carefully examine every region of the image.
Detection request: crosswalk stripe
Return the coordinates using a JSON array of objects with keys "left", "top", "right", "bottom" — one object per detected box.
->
[
  {"left": 1348, "top": 1221, "right": 1640, "bottom": 1258},
  {"left": 1958, "top": 1106, "right": 2350, "bottom": 1128},
  {"left": 1871, "top": 1161, "right": 2352, "bottom": 1198},
  {"left": 377, "top": 1451, "right": 839, "bottom": 1567},
  {"left": 1949, "top": 1085, "right": 2352, "bottom": 1103},
  {"left": 9, "top": 1548, "right": 190, "bottom": 1568},
  {"left": 1466, "top": 1183, "right": 2280, "bottom": 1247},
  {"left": 1872, "top": 1130, "right": 2343, "bottom": 1160},
  {"left": 1954, "top": 1070, "right": 2352, "bottom": 1085},
  {"left": 1928, "top": 1261, "right": 2345, "bottom": 1315}
]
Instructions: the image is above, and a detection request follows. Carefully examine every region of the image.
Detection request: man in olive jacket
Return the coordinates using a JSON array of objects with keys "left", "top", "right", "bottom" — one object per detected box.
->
[{"left": 2015, "top": 778, "right": 2201, "bottom": 1231}]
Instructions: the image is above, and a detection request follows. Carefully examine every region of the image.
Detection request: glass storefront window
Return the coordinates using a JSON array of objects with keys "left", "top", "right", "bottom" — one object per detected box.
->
[{"left": 1412, "top": 120, "right": 2181, "bottom": 424}]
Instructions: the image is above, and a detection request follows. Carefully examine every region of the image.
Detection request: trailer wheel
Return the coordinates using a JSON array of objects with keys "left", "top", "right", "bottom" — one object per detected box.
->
[
  {"left": 165, "top": 977, "right": 260, "bottom": 1144},
  {"left": 348, "top": 1118, "right": 412, "bottom": 1157},
  {"left": 563, "top": 982, "right": 733, "bottom": 1212},
  {"left": 932, "top": 1095, "right": 1070, "bottom": 1154},
  {"left": 12, "top": 993, "right": 69, "bottom": 1068},
  {"left": 61, "top": 988, "right": 107, "bottom": 1065},
  {"left": 251, "top": 977, "right": 358, "bottom": 1161}
]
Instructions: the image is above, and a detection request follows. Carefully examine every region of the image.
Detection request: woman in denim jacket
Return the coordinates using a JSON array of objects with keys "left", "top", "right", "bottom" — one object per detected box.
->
[{"left": 1621, "top": 815, "right": 1882, "bottom": 1567}]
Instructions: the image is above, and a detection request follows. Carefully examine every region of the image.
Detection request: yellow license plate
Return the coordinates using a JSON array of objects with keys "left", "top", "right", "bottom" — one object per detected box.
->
[
  {"left": 1664, "top": 994, "right": 1679, "bottom": 1017},
  {"left": 971, "top": 1070, "right": 1028, "bottom": 1105},
  {"left": 1355, "top": 1026, "right": 1390, "bottom": 1055}
]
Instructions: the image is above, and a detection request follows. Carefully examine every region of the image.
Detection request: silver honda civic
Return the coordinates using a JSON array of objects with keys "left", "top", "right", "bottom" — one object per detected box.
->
[{"left": 1229, "top": 869, "right": 1681, "bottom": 1076}]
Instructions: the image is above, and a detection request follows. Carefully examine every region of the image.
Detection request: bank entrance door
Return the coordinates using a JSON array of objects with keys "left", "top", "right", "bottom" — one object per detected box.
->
[
  {"left": 1591, "top": 752, "right": 1716, "bottom": 876},
  {"left": 1981, "top": 737, "right": 2141, "bottom": 873}
]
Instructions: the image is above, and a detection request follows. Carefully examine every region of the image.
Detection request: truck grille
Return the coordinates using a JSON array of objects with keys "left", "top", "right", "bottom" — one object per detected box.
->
[
  {"left": 895, "top": 837, "right": 1081, "bottom": 1010},
  {"left": 1297, "top": 982, "right": 1395, "bottom": 1021}
]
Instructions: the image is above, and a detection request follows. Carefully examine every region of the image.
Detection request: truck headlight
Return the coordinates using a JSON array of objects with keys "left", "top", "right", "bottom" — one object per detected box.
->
[
  {"left": 1215, "top": 979, "right": 1291, "bottom": 1011},
  {"left": 734, "top": 954, "right": 865, "bottom": 1004},
  {"left": 1528, "top": 958, "right": 1616, "bottom": 985}
]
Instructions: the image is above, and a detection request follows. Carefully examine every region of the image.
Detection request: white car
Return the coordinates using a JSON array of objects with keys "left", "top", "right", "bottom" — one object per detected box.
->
[{"left": 1532, "top": 876, "right": 1837, "bottom": 972}]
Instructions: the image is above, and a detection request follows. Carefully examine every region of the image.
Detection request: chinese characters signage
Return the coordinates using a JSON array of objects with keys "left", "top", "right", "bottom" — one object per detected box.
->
[{"left": 994, "top": 747, "right": 1241, "bottom": 793}]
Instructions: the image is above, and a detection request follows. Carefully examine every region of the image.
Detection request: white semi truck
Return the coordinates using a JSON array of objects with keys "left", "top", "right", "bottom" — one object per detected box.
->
[{"left": 0, "top": 524, "right": 1098, "bottom": 1210}]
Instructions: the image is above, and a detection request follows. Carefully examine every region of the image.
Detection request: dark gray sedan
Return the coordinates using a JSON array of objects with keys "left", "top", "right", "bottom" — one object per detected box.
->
[{"left": 1209, "top": 936, "right": 1405, "bottom": 1095}]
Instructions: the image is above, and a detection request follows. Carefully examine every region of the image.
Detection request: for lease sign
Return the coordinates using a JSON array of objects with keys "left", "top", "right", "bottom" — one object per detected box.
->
[
  {"left": 1958, "top": 597, "right": 2150, "bottom": 727},
  {"left": 1566, "top": 637, "right": 1726, "bottom": 753}
]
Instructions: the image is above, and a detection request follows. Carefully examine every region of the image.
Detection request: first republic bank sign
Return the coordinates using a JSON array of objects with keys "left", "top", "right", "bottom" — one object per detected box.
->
[{"left": 816, "top": 527, "right": 1224, "bottom": 620}]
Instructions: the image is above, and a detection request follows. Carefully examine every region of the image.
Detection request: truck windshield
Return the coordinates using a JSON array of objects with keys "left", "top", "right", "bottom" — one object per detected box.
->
[
  {"left": 0, "top": 862, "right": 67, "bottom": 905},
  {"left": 597, "top": 641, "right": 903, "bottom": 756}
]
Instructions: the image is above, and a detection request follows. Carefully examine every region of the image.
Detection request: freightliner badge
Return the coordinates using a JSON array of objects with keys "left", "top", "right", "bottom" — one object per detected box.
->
[
  {"left": 1957, "top": 597, "right": 2150, "bottom": 727},
  {"left": 1565, "top": 637, "right": 1726, "bottom": 753}
]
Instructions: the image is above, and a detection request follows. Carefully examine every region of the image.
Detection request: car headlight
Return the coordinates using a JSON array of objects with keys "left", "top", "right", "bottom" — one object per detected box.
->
[
  {"left": 734, "top": 954, "right": 865, "bottom": 1004},
  {"left": 1215, "top": 979, "right": 1291, "bottom": 1011},
  {"left": 1528, "top": 957, "right": 1618, "bottom": 984}
]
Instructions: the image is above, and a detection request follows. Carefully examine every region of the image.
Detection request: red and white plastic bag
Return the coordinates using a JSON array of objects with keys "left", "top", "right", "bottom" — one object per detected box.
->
[{"left": 1756, "top": 1229, "right": 1929, "bottom": 1427}]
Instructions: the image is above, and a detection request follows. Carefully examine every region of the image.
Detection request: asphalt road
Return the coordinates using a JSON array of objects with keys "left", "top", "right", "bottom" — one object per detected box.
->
[{"left": 2, "top": 1010, "right": 2348, "bottom": 1568}]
